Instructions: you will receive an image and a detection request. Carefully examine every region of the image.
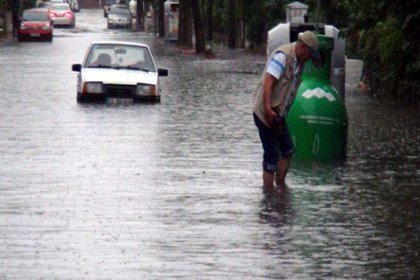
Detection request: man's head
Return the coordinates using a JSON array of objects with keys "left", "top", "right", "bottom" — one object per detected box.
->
[{"left": 295, "top": 31, "right": 322, "bottom": 67}]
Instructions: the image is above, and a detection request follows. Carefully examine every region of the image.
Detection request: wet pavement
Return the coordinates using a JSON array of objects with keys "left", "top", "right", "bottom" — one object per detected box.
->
[{"left": 1, "top": 9, "right": 419, "bottom": 280}]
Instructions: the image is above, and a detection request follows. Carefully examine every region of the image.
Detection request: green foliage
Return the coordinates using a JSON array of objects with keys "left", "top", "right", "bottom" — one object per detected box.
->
[
  {"left": 236, "top": 0, "right": 419, "bottom": 98},
  {"left": 241, "top": 0, "right": 286, "bottom": 44},
  {"left": 343, "top": 0, "right": 419, "bottom": 97},
  {"left": 22, "top": 0, "right": 35, "bottom": 9},
  {"left": 199, "top": 0, "right": 418, "bottom": 99},
  {"left": 360, "top": 18, "right": 403, "bottom": 90}
]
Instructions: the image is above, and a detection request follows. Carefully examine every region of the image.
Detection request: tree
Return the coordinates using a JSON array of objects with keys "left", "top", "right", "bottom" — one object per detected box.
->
[
  {"left": 178, "top": 0, "right": 193, "bottom": 47},
  {"left": 190, "top": 0, "right": 205, "bottom": 53},
  {"left": 343, "top": 0, "right": 419, "bottom": 100},
  {"left": 241, "top": 0, "right": 285, "bottom": 49},
  {"left": 177, "top": 0, "right": 204, "bottom": 53},
  {"left": 206, "top": 0, "right": 214, "bottom": 42},
  {"left": 227, "top": 0, "right": 236, "bottom": 48},
  {"left": 136, "top": 0, "right": 145, "bottom": 31},
  {"left": 158, "top": 0, "right": 164, "bottom": 37}
]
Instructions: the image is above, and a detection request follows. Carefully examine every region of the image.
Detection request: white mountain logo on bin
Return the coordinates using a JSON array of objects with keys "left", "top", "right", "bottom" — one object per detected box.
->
[{"left": 302, "top": 88, "right": 336, "bottom": 102}]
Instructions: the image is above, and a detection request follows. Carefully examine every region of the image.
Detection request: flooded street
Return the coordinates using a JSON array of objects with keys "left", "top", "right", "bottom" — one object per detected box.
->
[{"left": 1, "top": 9, "right": 419, "bottom": 279}]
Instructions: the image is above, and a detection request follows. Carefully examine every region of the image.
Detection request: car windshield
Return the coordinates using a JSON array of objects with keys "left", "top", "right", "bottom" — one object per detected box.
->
[
  {"left": 52, "top": 4, "right": 70, "bottom": 10},
  {"left": 23, "top": 11, "right": 49, "bottom": 21},
  {"left": 85, "top": 44, "right": 156, "bottom": 72},
  {"left": 109, "top": 6, "right": 130, "bottom": 15}
]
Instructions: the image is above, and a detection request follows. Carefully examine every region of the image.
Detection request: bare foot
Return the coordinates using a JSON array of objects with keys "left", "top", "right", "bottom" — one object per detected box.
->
[{"left": 274, "top": 180, "right": 288, "bottom": 190}]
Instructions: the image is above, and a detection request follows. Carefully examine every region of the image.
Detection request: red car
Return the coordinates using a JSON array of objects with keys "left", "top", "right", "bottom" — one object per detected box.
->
[
  {"left": 18, "top": 8, "right": 53, "bottom": 42},
  {"left": 49, "top": 3, "right": 75, "bottom": 28}
]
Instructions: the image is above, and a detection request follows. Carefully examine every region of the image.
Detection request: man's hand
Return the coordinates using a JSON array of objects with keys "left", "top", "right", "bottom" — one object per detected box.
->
[{"left": 265, "top": 108, "right": 277, "bottom": 127}]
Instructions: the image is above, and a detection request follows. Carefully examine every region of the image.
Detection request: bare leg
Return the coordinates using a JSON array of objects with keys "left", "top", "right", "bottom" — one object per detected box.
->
[
  {"left": 263, "top": 170, "right": 275, "bottom": 190},
  {"left": 275, "top": 155, "right": 292, "bottom": 188}
]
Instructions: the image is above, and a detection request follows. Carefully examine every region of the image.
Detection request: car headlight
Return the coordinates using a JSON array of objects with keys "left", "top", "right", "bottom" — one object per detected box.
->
[
  {"left": 136, "top": 84, "right": 156, "bottom": 96},
  {"left": 83, "top": 82, "right": 103, "bottom": 94}
]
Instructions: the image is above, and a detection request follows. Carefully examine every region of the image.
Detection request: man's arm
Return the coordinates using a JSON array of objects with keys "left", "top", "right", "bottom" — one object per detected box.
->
[{"left": 263, "top": 73, "right": 278, "bottom": 127}]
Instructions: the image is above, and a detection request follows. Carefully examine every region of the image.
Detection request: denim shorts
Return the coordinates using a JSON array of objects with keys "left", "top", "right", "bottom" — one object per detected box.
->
[{"left": 254, "top": 113, "right": 295, "bottom": 172}]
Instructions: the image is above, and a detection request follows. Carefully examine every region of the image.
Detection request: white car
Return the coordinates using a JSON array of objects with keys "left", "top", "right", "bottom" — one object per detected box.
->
[
  {"left": 107, "top": 4, "right": 132, "bottom": 29},
  {"left": 72, "top": 41, "right": 168, "bottom": 103}
]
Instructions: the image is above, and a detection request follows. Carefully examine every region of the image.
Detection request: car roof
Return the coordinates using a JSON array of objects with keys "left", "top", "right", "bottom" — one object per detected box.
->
[
  {"left": 90, "top": 41, "right": 150, "bottom": 49},
  {"left": 24, "top": 8, "right": 50, "bottom": 13}
]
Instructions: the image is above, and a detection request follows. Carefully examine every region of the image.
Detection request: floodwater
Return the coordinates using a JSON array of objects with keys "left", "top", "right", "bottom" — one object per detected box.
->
[{"left": 0, "top": 9, "right": 419, "bottom": 280}]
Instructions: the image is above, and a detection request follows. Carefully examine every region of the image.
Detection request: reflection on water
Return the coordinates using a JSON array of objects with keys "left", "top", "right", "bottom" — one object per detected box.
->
[
  {"left": 260, "top": 187, "right": 292, "bottom": 228},
  {"left": 0, "top": 9, "right": 419, "bottom": 279}
]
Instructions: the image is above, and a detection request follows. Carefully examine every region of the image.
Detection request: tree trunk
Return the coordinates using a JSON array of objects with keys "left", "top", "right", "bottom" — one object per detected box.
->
[
  {"left": 178, "top": 0, "right": 192, "bottom": 47},
  {"left": 136, "top": 0, "right": 144, "bottom": 31},
  {"left": 206, "top": 0, "right": 213, "bottom": 41},
  {"left": 158, "top": 0, "right": 165, "bottom": 37},
  {"left": 228, "top": 0, "right": 236, "bottom": 48},
  {"left": 190, "top": 0, "right": 205, "bottom": 53}
]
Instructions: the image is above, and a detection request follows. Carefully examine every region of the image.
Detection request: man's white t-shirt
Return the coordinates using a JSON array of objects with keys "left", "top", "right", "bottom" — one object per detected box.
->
[{"left": 266, "top": 52, "right": 286, "bottom": 80}]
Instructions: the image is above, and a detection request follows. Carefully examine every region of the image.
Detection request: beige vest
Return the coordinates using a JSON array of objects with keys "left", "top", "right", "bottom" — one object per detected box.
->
[{"left": 252, "top": 43, "right": 303, "bottom": 127}]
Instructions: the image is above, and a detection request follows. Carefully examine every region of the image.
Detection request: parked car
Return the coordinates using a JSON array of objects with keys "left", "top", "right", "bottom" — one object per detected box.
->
[
  {"left": 72, "top": 41, "right": 168, "bottom": 103},
  {"left": 103, "top": 0, "right": 117, "bottom": 17},
  {"left": 50, "top": 3, "right": 75, "bottom": 27},
  {"left": 107, "top": 5, "right": 132, "bottom": 29},
  {"left": 18, "top": 8, "right": 53, "bottom": 42}
]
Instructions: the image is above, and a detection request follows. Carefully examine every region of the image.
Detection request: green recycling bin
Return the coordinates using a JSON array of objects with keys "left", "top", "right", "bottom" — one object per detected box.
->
[{"left": 287, "top": 35, "right": 348, "bottom": 161}]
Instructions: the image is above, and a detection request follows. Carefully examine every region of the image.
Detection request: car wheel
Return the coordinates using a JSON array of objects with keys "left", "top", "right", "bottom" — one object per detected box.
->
[
  {"left": 17, "top": 36, "right": 23, "bottom": 42},
  {"left": 77, "top": 93, "right": 92, "bottom": 103},
  {"left": 48, "top": 35, "right": 53, "bottom": 42},
  {"left": 77, "top": 93, "right": 85, "bottom": 103}
]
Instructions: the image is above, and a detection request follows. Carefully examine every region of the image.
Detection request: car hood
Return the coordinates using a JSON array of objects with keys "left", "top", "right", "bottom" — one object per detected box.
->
[
  {"left": 109, "top": 14, "right": 130, "bottom": 19},
  {"left": 82, "top": 68, "right": 158, "bottom": 85},
  {"left": 23, "top": 21, "right": 50, "bottom": 27}
]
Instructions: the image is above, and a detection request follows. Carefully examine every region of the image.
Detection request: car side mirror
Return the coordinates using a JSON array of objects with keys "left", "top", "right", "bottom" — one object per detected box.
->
[
  {"left": 158, "top": 68, "right": 168, "bottom": 77},
  {"left": 72, "top": 64, "right": 81, "bottom": 72}
]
